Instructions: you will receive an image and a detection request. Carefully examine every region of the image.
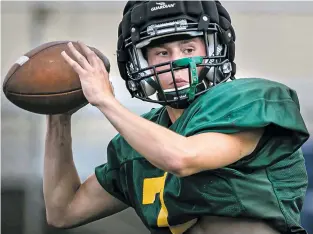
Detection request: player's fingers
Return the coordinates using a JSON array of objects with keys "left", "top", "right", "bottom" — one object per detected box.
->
[
  {"left": 110, "top": 80, "right": 115, "bottom": 96},
  {"left": 77, "top": 41, "right": 99, "bottom": 68},
  {"left": 61, "top": 51, "right": 87, "bottom": 75},
  {"left": 97, "top": 56, "right": 108, "bottom": 74},
  {"left": 67, "top": 42, "right": 93, "bottom": 71},
  {"left": 96, "top": 57, "right": 114, "bottom": 95}
]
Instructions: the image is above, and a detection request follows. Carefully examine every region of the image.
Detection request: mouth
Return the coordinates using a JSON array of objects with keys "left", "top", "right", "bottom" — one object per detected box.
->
[{"left": 169, "top": 78, "right": 189, "bottom": 86}]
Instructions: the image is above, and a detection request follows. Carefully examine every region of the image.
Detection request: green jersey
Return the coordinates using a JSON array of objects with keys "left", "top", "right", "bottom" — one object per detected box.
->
[{"left": 95, "top": 78, "right": 309, "bottom": 234}]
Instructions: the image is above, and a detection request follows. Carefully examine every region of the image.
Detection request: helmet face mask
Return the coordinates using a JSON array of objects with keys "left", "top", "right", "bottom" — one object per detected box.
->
[{"left": 117, "top": 1, "right": 236, "bottom": 109}]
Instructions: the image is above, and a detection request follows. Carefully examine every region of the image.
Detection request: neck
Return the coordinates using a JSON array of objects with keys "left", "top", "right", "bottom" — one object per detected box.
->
[{"left": 166, "top": 106, "right": 184, "bottom": 125}]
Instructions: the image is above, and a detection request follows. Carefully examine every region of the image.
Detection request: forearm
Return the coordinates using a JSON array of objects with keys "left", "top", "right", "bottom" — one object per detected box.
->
[
  {"left": 98, "top": 99, "right": 192, "bottom": 174},
  {"left": 43, "top": 115, "right": 81, "bottom": 221}
]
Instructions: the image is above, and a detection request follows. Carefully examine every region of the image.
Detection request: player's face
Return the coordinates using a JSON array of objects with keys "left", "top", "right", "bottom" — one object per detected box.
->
[{"left": 146, "top": 37, "right": 206, "bottom": 90}]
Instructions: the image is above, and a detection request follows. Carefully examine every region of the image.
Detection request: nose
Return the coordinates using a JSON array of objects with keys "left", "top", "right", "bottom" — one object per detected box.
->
[
  {"left": 170, "top": 49, "right": 184, "bottom": 62},
  {"left": 170, "top": 50, "right": 189, "bottom": 76}
]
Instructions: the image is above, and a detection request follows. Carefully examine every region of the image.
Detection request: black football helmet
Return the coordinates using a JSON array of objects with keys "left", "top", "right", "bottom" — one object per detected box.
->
[{"left": 117, "top": 1, "right": 236, "bottom": 109}]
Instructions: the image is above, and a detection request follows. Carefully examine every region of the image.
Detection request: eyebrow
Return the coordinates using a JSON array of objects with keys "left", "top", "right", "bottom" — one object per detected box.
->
[
  {"left": 147, "top": 38, "right": 197, "bottom": 52},
  {"left": 153, "top": 39, "right": 196, "bottom": 49},
  {"left": 179, "top": 39, "right": 196, "bottom": 45}
]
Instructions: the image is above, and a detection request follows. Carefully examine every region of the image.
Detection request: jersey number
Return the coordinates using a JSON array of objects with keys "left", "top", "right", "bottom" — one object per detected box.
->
[{"left": 142, "top": 172, "right": 197, "bottom": 234}]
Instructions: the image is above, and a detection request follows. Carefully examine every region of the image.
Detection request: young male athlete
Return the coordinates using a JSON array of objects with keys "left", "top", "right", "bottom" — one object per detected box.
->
[{"left": 44, "top": 1, "right": 310, "bottom": 233}]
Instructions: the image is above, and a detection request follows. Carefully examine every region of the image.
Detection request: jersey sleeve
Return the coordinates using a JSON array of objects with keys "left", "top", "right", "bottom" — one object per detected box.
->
[
  {"left": 183, "top": 78, "right": 310, "bottom": 167},
  {"left": 95, "top": 140, "right": 130, "bottom": 206}
]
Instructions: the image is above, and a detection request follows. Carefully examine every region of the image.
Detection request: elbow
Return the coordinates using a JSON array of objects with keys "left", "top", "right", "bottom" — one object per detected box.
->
[
  {"left": 46, "top": 219, "right": 73, "bottom": 230},
  {"left": 46, "top": 217, "right": 65, "bottom": 229},
  {"left": 168, "top": 153, "right": 195, "bottom": 178},
  {"left": 171, "top": 165, "right": 192, "bottom": 178},
  {"left": 46, "top": 212, "right": 72, "bottom": 229}
]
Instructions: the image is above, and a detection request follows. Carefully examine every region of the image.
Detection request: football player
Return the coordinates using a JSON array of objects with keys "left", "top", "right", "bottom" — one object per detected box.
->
[{"left": 44, "top": 1, "right": 310, "bottom": 234}]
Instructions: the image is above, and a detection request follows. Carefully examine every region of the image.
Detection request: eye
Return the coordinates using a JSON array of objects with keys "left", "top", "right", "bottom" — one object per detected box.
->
[
  {"left": 183, "top": 48, "right": 194, "bottom": 54},
  {"left": 156, "top": 51, "right": 168, "bottom": 56}
]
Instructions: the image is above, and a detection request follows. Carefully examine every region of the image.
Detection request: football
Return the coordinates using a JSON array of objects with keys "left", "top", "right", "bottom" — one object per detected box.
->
[{"left": 2, "top": 41, "right": 110, "bottom": 115}]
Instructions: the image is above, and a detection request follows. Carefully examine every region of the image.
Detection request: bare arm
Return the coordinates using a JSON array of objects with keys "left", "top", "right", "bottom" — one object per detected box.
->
[
  {"left": 43, "top": 115, "right": 128, "bottom": 229},
  {"left": 178, "top": 128, "right": 264, "bottom": 176},
  {"left": 97, "top": 98, "right": 264, "bottom": 177}
]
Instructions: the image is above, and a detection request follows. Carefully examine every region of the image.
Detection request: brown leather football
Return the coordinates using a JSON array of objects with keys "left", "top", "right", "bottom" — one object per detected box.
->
[{"left": 2, "top": 41, "right": 110, "bottom": 114}]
